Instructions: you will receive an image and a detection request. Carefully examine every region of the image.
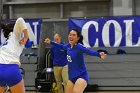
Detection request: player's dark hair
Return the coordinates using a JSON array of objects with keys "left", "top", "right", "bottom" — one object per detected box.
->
[
  {"left": 71, "top": 29, "right": 83, "bottom": 44},
  {"left": 0, "top": 23, "right": 15, "bottom": 38}
]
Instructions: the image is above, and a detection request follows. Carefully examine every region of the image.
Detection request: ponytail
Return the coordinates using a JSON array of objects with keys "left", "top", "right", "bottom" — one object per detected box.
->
[
  {"left": 77, "top": 34, "right": 83, "bottom": 44},
  {"left": 0, "top": 23, "right": 14, "bottom": 38}
]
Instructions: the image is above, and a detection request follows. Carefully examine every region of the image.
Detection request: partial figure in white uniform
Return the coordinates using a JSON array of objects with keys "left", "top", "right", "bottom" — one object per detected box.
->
[{"left": 0, "top": 17, "right": 28, "bottom": 93}]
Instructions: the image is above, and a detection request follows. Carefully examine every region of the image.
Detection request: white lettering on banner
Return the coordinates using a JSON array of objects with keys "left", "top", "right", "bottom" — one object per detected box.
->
[
  {"left": 0, "top": 22, "right": 39, "bottom": 46},
  {"left": 81, "top": 19, "right": 137, "bottom": 47},
  {"left": 124, "top": 20, "right": 134, "bottom": 46},
  {"left": 33, "top": 22, "right": 39, "bottom": 45},
  {"left": 134, "top": 38, "right": 140, "bottom": 46},
  {"left": 102, "top": 20, "right": 122, "bottom": 47},
  {"left": 0, "top": 30, "right": 6, "bottom": 44},
  {"left": 82, "top": 21, "right": 99, "bottom": 47},
  {"left": 24, "top": 22, "right": 39, "bottom": 46}
]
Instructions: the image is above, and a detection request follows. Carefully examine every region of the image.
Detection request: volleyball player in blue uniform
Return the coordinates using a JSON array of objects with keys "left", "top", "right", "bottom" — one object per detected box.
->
[
  {"left": 45, "top": 29, "right": 106, "bottom": 93},
  {"left": 0, "top": 17, "right": 28, "bottom": 93}
]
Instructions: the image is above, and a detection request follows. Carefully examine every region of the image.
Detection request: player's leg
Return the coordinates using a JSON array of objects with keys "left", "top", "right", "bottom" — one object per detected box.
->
[
  {"left": 0, "top": 64, "right": 7, "bottom": 93},
  {"left": 54, "top": 66, "right": 63, "bottom": 93},
  {"left": 65, "top": 80, "right": 74, "bottom": 93},
  {"left": 73, "top": 78, "right": 87, "bottom": 93},
  {"left": 0, "top": 86, "right": 6, "bottom": 93},
  {"left": 10, "top": 79, "right": 25, "bottom": 93},
  {"left": 8, "top": 64, "right": 25, "bottom": 93},
  {"left": 62, "top": 65, "right": 68, "bottom": 92}
]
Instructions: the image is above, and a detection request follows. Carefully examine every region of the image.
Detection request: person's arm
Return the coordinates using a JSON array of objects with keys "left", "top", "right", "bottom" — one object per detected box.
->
[
  {"left": 19, "top": 29, "right": 28, "bottom": 45},
  {"left": 78, "top": 44, "right": 106, "bottom": 59},
  {"left": 14, "top": 17, "right": 28, "bottom": 45},
  {"left": 50, "top": 41, "right": 67, "bottom": 49},
  {"left": 44, "top": 38, "right": 67, "bottom": 50}
]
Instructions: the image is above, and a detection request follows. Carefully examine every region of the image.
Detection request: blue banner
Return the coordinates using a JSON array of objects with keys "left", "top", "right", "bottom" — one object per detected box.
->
[
  {"left": 68, "top": 16, "right": 140, "bottom": 47},
  {"left": 0, "top": 19, "right": 42, "bottom": 48}
]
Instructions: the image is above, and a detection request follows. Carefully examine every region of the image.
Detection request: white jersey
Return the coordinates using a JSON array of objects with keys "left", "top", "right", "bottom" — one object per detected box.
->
[{"left": 0, "top": 17, "right": 27, "bottom": 66}]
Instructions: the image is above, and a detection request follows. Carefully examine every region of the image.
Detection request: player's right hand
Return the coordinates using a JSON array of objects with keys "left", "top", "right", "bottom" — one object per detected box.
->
[
  {"left": 100, "top": 52, "right": 107, "bottom": 59},
  {"left": 44, "top": 38, "right": 50, "bottom": 44}
]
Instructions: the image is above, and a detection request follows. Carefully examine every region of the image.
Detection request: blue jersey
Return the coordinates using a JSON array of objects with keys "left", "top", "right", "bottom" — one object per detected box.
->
[
  {"left": 50, "top": 42, "right": 68, "bottom": 66},
  {"left": 50, "top": 41, "right": 100, "bottom": 79}
]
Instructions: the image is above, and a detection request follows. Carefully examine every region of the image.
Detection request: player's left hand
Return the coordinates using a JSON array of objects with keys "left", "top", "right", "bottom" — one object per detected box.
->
[
  {"left": 100, "top": 52, "right": 107, "bottom": 59},
  {"left": 19, "top": 38, "right": 28, "bottom": 45}
]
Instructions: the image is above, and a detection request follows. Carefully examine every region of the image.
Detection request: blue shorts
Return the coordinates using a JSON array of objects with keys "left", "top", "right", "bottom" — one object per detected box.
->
[
  {"left": 69, "top": 72, "right": 88, "bottom": 84},
  {"left": 0, "top": 64, "right": 22, "bottom": 87}
]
